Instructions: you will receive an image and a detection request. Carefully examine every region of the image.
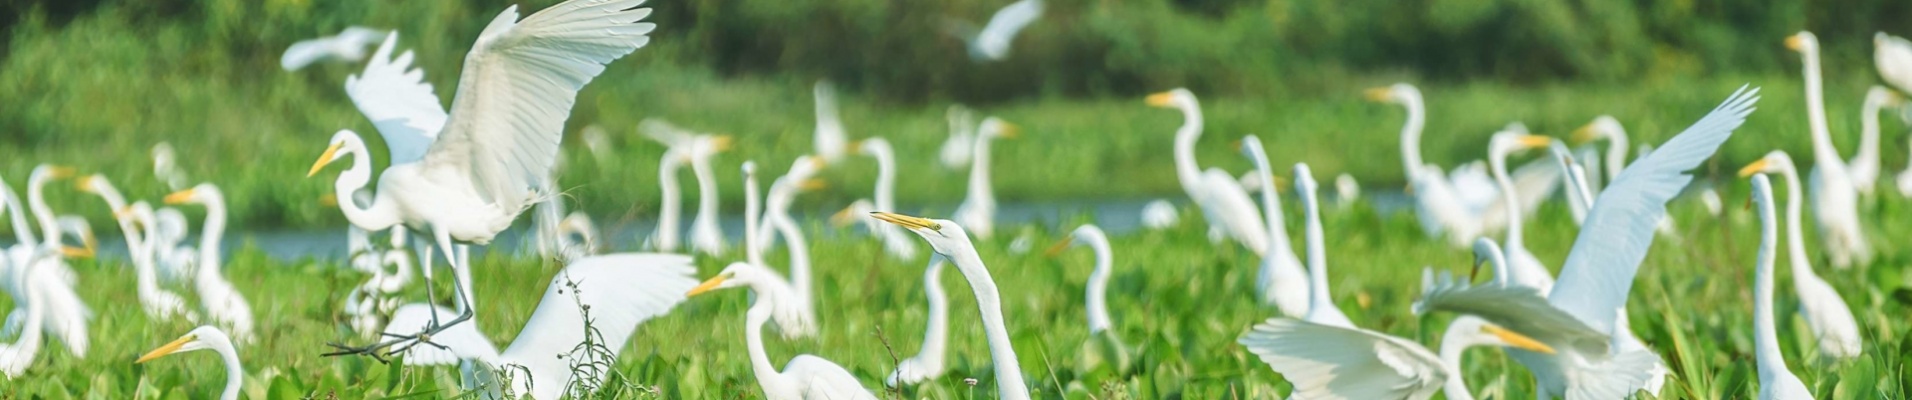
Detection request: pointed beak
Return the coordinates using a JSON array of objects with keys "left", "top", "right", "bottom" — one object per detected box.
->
[
  {"left": 1482, "top": 324, "right": 1556, "bottom": 354},
  {"left": 686, "top": 274, "right": 728, "bottom": 297},
  {"left": 74, "top": 176, "right": 98, "bottom": 193},
  {"left": 1737, "top": 159, "right": 1771, "bottom": 178},
  {"left": 798, "top": 179, "right": 827, "bottom": 192},
  {"left": 1784, "top": 35, "right": 1805, "bottom": 51},
  {"left": 870, "top": 212, "right": 940, "bottom": 231},
  {"left": 1517, "top": 135, "right": 1554, "bottom": 149},
  {"left": 115, "top": 206, "right": 136, "bottom": 220},
  {"left": 307, "top": 142, "right": 344, "bottom": 177},
  {"left": 1363, "top": 87, "right": 1391, "bottom": 102},
  {"left": 829, "top": 205, "right": 859, "bottom": 227},
  {"left": 846, "top": 140, "right": 864, "bottom": 154},
  {"left": 319, "top": 193, "right": 338, "bottom": 207},
  {"left": 712, "top": 135, "right": 734, "bottom": 152},
  {"left": 163, "top": 189, "right": 196, "bottom": 205},
  {"left": 1145, "top": 92, "right": 1175, "bottom": 107},
  {"left": 1571, "top": 125, "right": 1597, "bottom": 143},
  {"left": 1043, "top": 237, "right": 1074, "bottom": 257},
  {"left": 136, "top": 334, "right": 196, "bottom": 363},
  {"left": 62, "top": 246, "right": 94, "bottom": 259},
  {"left": 997, "top": 122, "right": 1020, "bottom": 139}
]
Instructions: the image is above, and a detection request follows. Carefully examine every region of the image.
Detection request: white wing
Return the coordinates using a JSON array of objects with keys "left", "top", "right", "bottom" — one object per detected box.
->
[
  {"left": 383, "top": 303, "right": 498, "bottom": 365},
  {"left": 1549, "top": 86, "right": 1758, "bottom": 335},
  {"left": 972, "top": 0, "right": 1043, "bottom": 60},
  {"left": 346, "top": 32, "right": 448, "bottom": 165},
  {"left": 280, "top": 40, "right": 336, "bottom": 71},
  {"left": 496, "top": 253, "right": 697, "bottom": 376},
  {"left": 424, "top": 0, "right": 656, "bottom": 211},
  {"left": 1238, "top": 318, "right": 1445, "bottom": 400},
  {"left": 335, "top": 26, "right": 387, "bottom": 48},
  {"left": 1414, "top": 278, "right": 1609, "bottom": 356},
  {"left": 1199, "top": 168, "right": 1269, "bottom": 255}
]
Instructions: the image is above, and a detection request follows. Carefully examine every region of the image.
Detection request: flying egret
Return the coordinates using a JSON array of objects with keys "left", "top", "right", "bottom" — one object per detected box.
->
[
  {"left": 1848, "top": 86, "right": 1902, "bottom": 195},
  {"left": 940, "top": 105, "right": 976, "bottom": 169},
  {"left": 1293, "top": 163, "right": 1352, "bottom": 328},
  {"left": 1366, "top": 84, "right": 1560, "bottom": 247},
  {"left": 136, "top": 326, "right": 244, "bottom": 400},
  {"left": 1739, "top": 151, "right": 1864, "bottom": 360},
  {"left": 885, "top": 255, "right": 951, "bottom": 386},
  {"left": 1238, "top": 135, "right": 1308, "bottom": 316},
  {"left": 1451, "top": 86, "right": 1758, "bottom": 398},
  {"left": 1139, "top": 199, "right": 1179, "bottom": 230},
  {"left": 1486, "top": 130, "right": 1557, "bottom": 294},
  {"left": 166, "top": 184, "right": 256, "bottom": 342},
  {"left": 945, "top": 0, "right": 1043, "bottom": 62},
  {"left": 281, "top": 26, "right": 386, "bottom": 71},
  {"left": 306, "top": 0, "right": 657, "bottom": 354},
  {"left": 833, "top": 138, "right": 918, "bottom": 259},
  {"left": 377, "top": 253, "right": 697, "bottom": 400},
  {"left": 742, "top": 161, "right": 817, "bottom": 339},
  {"left": 1046, "top": 224, "right": 1132, "bottom": 374},
  {"left": 813, "top": 81, "right": 850, "bottom": 161},
  {"left": 1238, "top": 278, "right": 1568, "bottom": 400},
  {"left": 687, "top": 262, "right": 879, "bottom": 399},
  {"left": 76, "top": 175, "right": 194, "bottom": 322},
  {"left": 1786, "top": 31, "right": 1873, "bottom": 268},
  {"left": 873, "top": 212, "right": 1032, "bottom": 400},
  {"left": 1877, "top": 32, "right": 1912, "bottom": 100},
  {"left": 1748, "top": 174, "right": 1816, "bottom": 399},
  {"left": 1147, "top": 88, "right": 1269, "bottom": 254},
  {"left": 951, "top": 117, "right": 1017, "bottom": 238}
]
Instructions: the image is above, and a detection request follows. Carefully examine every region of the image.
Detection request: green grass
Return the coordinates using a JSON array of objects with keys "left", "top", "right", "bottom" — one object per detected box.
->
[{"left": 8, "top": 188, "right": 1912, "bottom": 398}]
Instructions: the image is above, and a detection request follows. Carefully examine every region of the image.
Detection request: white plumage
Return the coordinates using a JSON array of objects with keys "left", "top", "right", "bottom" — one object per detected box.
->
[
  {"left": 281, "top": 26, "right": 386, "bottom": 71},
  {"left": 946, "top": 0, "right": 1043, "bottom": 62}
]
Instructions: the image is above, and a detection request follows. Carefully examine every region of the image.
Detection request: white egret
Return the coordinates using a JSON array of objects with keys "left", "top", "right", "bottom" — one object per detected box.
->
[
  {"left": 951, "top": 117, "right": 1017, "bottom": 238},
  {"left": 166, "top": 184, "right": 256, "bottom": 342},
  {"left": 1877, "top": 32, "right": 1912, "bottom": 99},
  {"left": 1147, "top": 88, "right": 1269, "bottom": 254},
  {"left": 151, "top": 141, "right": 189, "bottom": 190},
  {"left": 1139, "top": 199, "right": 1179, "bottom": 230},
  {"left": 753, "top": 156, "right": 826, "bottom": 254},
  {"left": 27, "top": 165, "right": 95, "bottom": 261},
  {"left": 342, "top": 225, "right": 413, "bottom": 335},
  {"left": 834, "top": 138, "right": 917, "bottom": 259},
  {"left": 1047, "top": 224, "right": 1132, "bottom": 374},
  {"left": 1333, "top": 173, "right": 1361, "bottom": 208},
  {"left": 813, "top": 81, "right": 850, "bottom": 161},
  {"left": 307, "top": 0, "right": 657, "bottom": 352},
  {"left": 742, "top": 161, "right": 817, "bottom": 339},
  {"left": 0, "top": 247, "right": 58, "bottom": 377},
  {"left": 1748, "top": 174, "right": 1815, "bottom": 399},
  {"left": 642, "top": 122, "right": 732, "bottom": 255},
  {"left": 1366, "top": 84, "right": 1559, "bottom": 247},
  {"left": 153, "top": 207, "right": 197, "bottom": 282},
  {"left": 281, "top": 26, "right": 385, "bottom": 71},
  {"left": 1293, "top": 163, "right": 1351, "bottom": 328},
  {"left": 651, "top": 144, "right": 687, "bottom": 251},
  {"left": 945, "top": 0, "right": 1043, "bottom": 62},
  {"left": 1786, "top": 31, "right": 1872, "bottom": 268},
  {"left": 1238, "top": 279, "right": 1567, "bottom": 400},
  {"left": 687, "top": 262, "right": 878, "bottom": 400},
  {"left": 940, "top": 105, "right": 976, "bottom": 169},
  {"left": 581, "top": 124, "right": 613, "bottom": 160},
  {"left": 1463, "top": 86, "right": 1758, "bottom": 398},
  {"left": 687, "top": 134, "right": 732, "bottom": 256},
  {"left": 76, "top": 175, "right": 195, "bottom": 322},
  {"left": 1738, "top": 151, "right": 1864, "bottom": 360},
  {"left": 2, "top": 170, "right": 90, "bottom": 357},
  {"left": 1848, "top": 86, "right": 1902, "bottom": 194},
  {"left": 136, "top": 326, "right": 243, "bottom": 400},
  {"left": 378, "top": 254, "right": 697, "bottom": 400},
  {"left": 1239, "top": 135, "right": 1309, "bottom": 316},
  {"left": 885, "top": 256, "right": 950, "bottom": 386},
  {"left": 1485, "top": 130, "right": 1557, "bottom": 294},
  {"left": 873, "top": 212, "right": 1031, "bottom": 399}
]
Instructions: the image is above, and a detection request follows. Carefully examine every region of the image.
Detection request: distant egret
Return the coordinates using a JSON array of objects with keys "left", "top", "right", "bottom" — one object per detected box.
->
[
  {"left": 1848, "top": 86, "right": 1902, "bottom": 195},
  {"left": 1367, "top": 84, "right": 1559, "bottom": 247},
  {"left": 753, "top": 156, "right": 826, "bottom": 254},
  {"left": 1786, "top": 31, "right": 1872, "bottom": 268},
  {"left": 813, "top": 81, "right": 849, "bottom": 161},
  {"left": 951, "top": 117, "right": 1017, "bottom": 238},
  {"left": 1747, "top": 174, "right": 1815, "bottom": 399},
  {"left": 873, "top": 212, "right": 1031, "bottom": 399},
  {"left": 136, "top": 326, "right": 243, "bottom": 400},
  {"left": 1570, "top": 118, "right": 1679, "bottom": 237},
  {"left": 1139, "top": 199, "right": 1179, "bottom": 230},
  {"left": 151, "top": 142, "right": 190, "bottom": 190},
  {"left": 1485, "top": 130, "right": 1557, "bottom": 294},
  {"left": 76, "top": 175, "right": 194, "bottom": 322},
  {"left": 166, "top": 184, "right": 256, "bottom": 342},
  {"left": 0, "top": 247, "right": 58, "bottom": 377},
  {"left": 885, "top": 255, "right": 950, "bottom": 386},
  {"left": 945, "top": 0, "right": 1043, "bottom": 62},
  {"left": 1739, "top": 151, "right": 1864, "bottom": 360},
  {"left": 307, "top": 0, "right": 657, "bottom": 354},
  {"left": 834, "top": 138, "right": 917, "bottom": 259},
  {"left": 743, "top": 161, "right": 817, "bottom": 339},
  {"left": 688, "top": 262, "right": 878, "bottom": 399},
  {"left": 281, "top": 26, "right": 385, "bottom": 71},
  {"left": 1239, "top": 135, "right": 1308, "bottom": 317},
  {"left": 1293, "top": 164, "right": 1351, "bottom": 328},
  {"left": 1147, "top": 88, "right": 1269, "bottom": 254},
  {"left": 1047, "top": 224, "right": 1132, "bottom": 374},
  {"left": 687, "top": 135, "right": 732, "bottom": 256},
  {"left": 1333, "top": 173, "right": 1361, "bottom": 208},
  {"left": 940, "top": 105, "right": 976, "bottom": 169}
]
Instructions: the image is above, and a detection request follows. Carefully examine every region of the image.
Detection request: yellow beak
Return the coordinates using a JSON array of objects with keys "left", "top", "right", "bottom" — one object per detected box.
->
[
  {"left": 73, "top": 176, "right": 99, "bottom": 193},
  {"left": 1363, "top": 87, "right": 1392, "bottom": 102},
  {"left": 686, "top": 274, "right": 728, "bottom": 297},
  {"left": 47, "top": 166, "right": 77, "bottom": 179},
  {"left": 136, "top": 334, "right": 195, "bottom": 363},
  {"left": 829, "top": 205, "right": 859, "bottom": 227},
  {"left": 62, "top": 246, "right": 94, "bottom": 259},
  {"left": 1570, "top": 125, "right": 1597, "bottom": 144},
  {"left": 798, "top": 179, "right": 827, "bottom": 192},
  {"left": 1517, "top": 135, "right": 1554, "bottom": 149},
  {"left": 1482, "top": 324, "right": 1556, "bottom": 354},
  {"left": 1145, "top": 92, "right": 1175, "bottom": 107},
  {"left": 1043, "top": 237, "right": 1074, "bottom": 257},
  {"left": 1784, "top": 35, "right": 1805, "bottom": 51},
  {"left": 998, "top": 122, "right": 1021, "bottom": 139},
  {"left": 163, "top": 189, "right": 196, "bottom": 205},
  {"left": 870, "top": 212, "right": 940, "bottom": 231},
  {"left": 1737, "top": 159, "right": 1771, "bottom": 178},
  {"left": 115, "top": 206, "right": 136, "bottom": 221},
  {"left": 307, "top": 142, "right": 344, "bottom": 177},
  {"left": 319, "top": 193, "right": 339, "bottom": 207},
  {"left": 846, "top": 140, "right": 864, "bottom": 154},
  {"left": 712, "top": 135, "right": 734, "bottom": 152}
]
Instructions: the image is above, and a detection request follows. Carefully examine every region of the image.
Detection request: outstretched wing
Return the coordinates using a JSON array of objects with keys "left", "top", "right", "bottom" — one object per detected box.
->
[
  {"left": 1238, "top": 318, "right": 1445, "bottom": 400},
  {"left": 1414, "top": 276, "right": 1610, "bottom": 356},
  {"left": 383, "top": 303, "right": 498, "bottom": 365},
  {"left": 345, "top": 32, "right": 448, "bottom": 165},
  {"left": 497, "top": 253, "right": 697, "bottom": 379},
  {"left": 1549, "top": 86, "right": 1758, "bottom": 335},
  {"left": 424, "top": 0, "right": 656, "bottom": 211},
  {"left": 980, "top": 0, "right": 1044, "bottom": 46}
]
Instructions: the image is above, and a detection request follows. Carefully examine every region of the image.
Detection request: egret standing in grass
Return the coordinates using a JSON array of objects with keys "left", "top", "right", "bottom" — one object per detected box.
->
[
  {"left": 136, "top": 326, "right": 244, "bottom": 400},
  {"left": 1785, "top": 31, "right": 1872, "bottom": 268},
  {"left": 688, "top": 262, "right": 878, "bottom": 399},
  {"left": 1293, "top": 163, "right": 1352, "bottom": 328},
  {"left": 874, "top": 212, "right": 1031, "bottom": 399},
  {"left": 1485, "top": 130, "right": 1557, "bottom": 294},
  {"left": 885, "top": 255, "right": 950, "bottom": 387},
  {"left": 1366, "top": 84, "right": 1559, "bottom": 247},
  {"left": 1739, "top": 151, "right": 1864, "bottom": 360},
  {"left": 166, "top": 184, "right": 255, "bottom": 342},
  {"left": 833, "top": 137, "right": 917, "bottom": 259},
  {"left": 1047, "top": 224, "right": 1132, "bottom": 374},
  {"left": 1147, "top": 88, "right": 1269, "bottom": 254},
  {"left": 1747, "top": 174, "right": 1815, "bottom": 399},
  {"left": 1848, "top": 86, "right": 1902, "bottom": 195},
  {"left": 951, "top": 117, "right": 1017, "bottom": 238},
  {"left": 1238, "top": 135, "right": 1308, "bottom": 316},
  {"left": 76, "top": 175, "right": 195, "bottom": 322}
]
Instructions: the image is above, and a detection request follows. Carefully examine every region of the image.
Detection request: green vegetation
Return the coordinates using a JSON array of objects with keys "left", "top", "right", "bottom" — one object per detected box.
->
[{"left": 8, "top": 195, "right": 1912, "bottom": 398}]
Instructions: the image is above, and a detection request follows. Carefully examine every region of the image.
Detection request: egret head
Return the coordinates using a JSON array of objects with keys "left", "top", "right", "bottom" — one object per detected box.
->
[
  {"left": 31, "top": 164, "right": 77, "bottom": 185},
  {"left": 830, "top": 199, "right": 874, "bottom": 227},
  {"left": 1237, "top": 134, "right": 1266, "bottom": 161},
  {"left": 164, "top": 183, "right": 221, "bottom": 206},
  {"left": 136, "top": 326, "right": 234, "bottom": 364},
  {"left": 1469, "top": 238, "right": 1504, "bottom": 283},
  {"left": 978, "top": 117, "right": 1019, "bottom": 139},
  {"left": 308, "top": 130, "right": 364, "bottom": 177},
  {"left": 1292, "top": 163, "right": 1318, "bottom": 195},
  {"left": 1145, "top": 88, "right": 1197, "bottom": 110},
  {"left": 1044, "top": 224, "right": 1106, "bottom": 257},
  {"left": 852, "top": 137, "right": 892, "bottom": 157},
  {"left": 1785, "top": 31, "right": 1818, "bottom": 53},
  {"left": 871, "top": 212, "right": 973, "bottom": 257},
  {"left": 74, "top": 174, "right": 109, "bottom": 194},
  {"left": 686, "top": 262, "right": 781, "bottom": 297},
  {"left": 1867, "top": 86, "right": 1904, "bottom": 108},
  {"left": 1445, "top": 316, "right": 1557, "bottom": 354},
  {"left": 1572, "top": 116, "right": 1624, "bottom": 144},
  {"left": 1363, "top": 83, "right": 1420, "bottom": 104},
  {"left": 1488, "top": 131, "right": 1554, "bottom": 161},
  {"left": 1737, "top": 150, "right": 1795, "bottom": 178}
]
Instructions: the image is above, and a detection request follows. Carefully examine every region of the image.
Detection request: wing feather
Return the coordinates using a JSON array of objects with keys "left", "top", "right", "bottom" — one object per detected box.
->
[
  {"left": 426, "top": 0, "right": 655, "bottom": 211},
  {"left": 1414, "top": 277, "right": 1610, "bottom": 356},
  {"left": 1239, "top": 318, "right": 1444, "bottom": 400},
  {"left": 346, "top": 32, "right": 448, "bottom": 165},
  {"left": 1548, "top": 86, "right": 1758, "bottom": 334}
]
